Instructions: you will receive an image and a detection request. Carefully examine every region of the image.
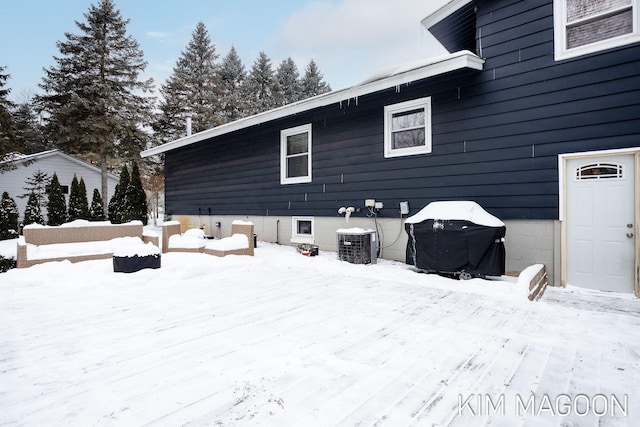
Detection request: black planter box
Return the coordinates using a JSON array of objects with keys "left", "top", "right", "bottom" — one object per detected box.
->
[{"left": 113, "top": 253, "right": 161, "bottom": 273}]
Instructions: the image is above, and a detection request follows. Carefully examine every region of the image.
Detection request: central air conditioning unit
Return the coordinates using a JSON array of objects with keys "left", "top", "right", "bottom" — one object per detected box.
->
[{"left": 336, "top": 228, "right": 377, "bottom": 264}]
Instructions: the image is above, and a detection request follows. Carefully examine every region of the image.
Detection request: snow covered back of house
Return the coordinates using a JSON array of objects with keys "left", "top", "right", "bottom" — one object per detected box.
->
[{"left": 0, "top": 226, "right": 638, "bottom": 425}]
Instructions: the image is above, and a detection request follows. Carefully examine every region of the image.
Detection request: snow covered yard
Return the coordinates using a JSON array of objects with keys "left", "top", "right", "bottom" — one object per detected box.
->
[{"left": 1, "top": 241, "right": 639, "bottom": 426}]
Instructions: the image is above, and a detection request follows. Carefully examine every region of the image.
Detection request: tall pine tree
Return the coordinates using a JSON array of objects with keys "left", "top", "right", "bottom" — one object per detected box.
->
[
  {"left": 218, "top": 46, "right": 247, "bottom": 124},
  {"left": 47, "top": 173, "right": 67, "bottom": 226},
  {"left": 244, "top": 52, "right": 278, "bottom": 115},
  {"left": 36, "top": 0, "right": 154, "bottom": 210},
  {"left": 13, "top": 99, "right": 48, "bottom": 155},
  {"left": 301, "top": 59, "right": 331, "bottom": 99},
  {"left": 0, "top": 192, "right": 19, "bottom": 240},
  {"left": 155, "top": 22, "right": 220, "bottom": 143},
  {"left": 0, "top": 66, "right": 17, "bottom": 169},
  {"left": 276, "top": 57, "right": 302, "bottom": 106}
]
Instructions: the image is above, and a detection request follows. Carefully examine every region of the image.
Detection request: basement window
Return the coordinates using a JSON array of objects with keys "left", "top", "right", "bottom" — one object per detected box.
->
[
  {"left": 281, "top": 124, "right": 312, "bottom": 185},
  {"left": 384, "top": 97, "right": 432, "bottom": 158},
  {"left": 554, "top": 0, "right": 640, "bottom": 60},
  {"left": 291, "top": 216, "right": 314, "bottom": 244}
]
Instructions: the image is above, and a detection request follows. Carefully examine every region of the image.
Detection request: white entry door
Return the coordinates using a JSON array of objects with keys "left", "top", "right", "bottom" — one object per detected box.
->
[{"left": 566, "top": 154, "right": 636, "bottom": 293}]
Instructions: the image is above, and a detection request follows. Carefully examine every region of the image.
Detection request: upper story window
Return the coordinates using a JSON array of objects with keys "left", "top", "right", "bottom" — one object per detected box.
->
[
  {"left": 384, "top": 97, "right": 432, "bottom": 158},
  {"left": 281, "top": 124, "right": 312, "bottom": 185},
  {"left": 554, "top": 0, "right": 640, "bottom": 60}
]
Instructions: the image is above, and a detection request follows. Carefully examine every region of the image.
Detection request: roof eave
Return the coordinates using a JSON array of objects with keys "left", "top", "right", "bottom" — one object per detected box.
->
[
  {"left": 141, "top": 50, "right": 484, "bottom": 158},
  {"left": 421, "top": 0, "right": 473, "bottom": 31},
  {"left": 2, "top": 149, "right": 119, "bottom": 180}
]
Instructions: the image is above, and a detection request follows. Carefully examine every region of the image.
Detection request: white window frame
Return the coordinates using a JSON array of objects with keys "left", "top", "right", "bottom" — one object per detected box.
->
[
  {"left": 554, "top": 0, "right": 640, "bottom": 61},
  {"left": 384, "top": 97, "right": 432, "bottom": 158},
  {"left": 291, "top": 216, "right": 314, "bottom": 244},
  {"left": 281, "top": 124, "right": 312, "bottom": 185}
]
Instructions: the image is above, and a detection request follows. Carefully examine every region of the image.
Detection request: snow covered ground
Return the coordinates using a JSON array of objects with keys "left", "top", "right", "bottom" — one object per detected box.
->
[{"left": 0, "top": 235, "right": 639, "bottom": 426}]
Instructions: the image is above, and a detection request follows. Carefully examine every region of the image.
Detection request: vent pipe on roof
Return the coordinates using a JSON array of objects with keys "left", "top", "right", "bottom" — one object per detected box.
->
[{"left": 186, "top": 115, "right": 192, "bottom": 137}]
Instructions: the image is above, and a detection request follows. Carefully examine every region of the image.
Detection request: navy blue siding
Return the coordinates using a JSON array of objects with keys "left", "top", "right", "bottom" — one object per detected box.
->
[{"left": 165, "top": 0, "right": 640, "bottom": 221}]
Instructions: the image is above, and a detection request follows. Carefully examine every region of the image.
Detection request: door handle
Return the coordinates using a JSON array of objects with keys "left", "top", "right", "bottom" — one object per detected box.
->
[{"left": 627, "top": 233, "right": 634, "bottom": 238}]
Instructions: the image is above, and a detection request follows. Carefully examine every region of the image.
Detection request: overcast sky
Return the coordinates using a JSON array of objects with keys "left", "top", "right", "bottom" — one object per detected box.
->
[{"left": 0, "top": 0, "right": 449, "bottom": 102}]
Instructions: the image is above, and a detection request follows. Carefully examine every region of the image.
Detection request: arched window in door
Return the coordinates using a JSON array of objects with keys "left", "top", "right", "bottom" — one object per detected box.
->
[{"left": 576, "top": 162, "right": 623, "bottom": 180}]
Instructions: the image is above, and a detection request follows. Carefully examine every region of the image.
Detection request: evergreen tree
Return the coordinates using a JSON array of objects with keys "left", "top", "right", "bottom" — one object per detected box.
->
[
  {"left": 35, "top": 0, "right": 155, "bottom": 210},
  {"left": 244, "top": 52, "right": 278, "bottom": 115},
  {"left": 21, "top": 169, "right": 49, "bottom": 214},
  {"left": 0, "top": 192, "right": 19, "bottom": 240},
  {"left": 23, "top": 191, "right": 44, "bottom": 226},
  {"left": 155, "top": 22, "right": 220, "bottom": 143},
  {"left": 67, "top": 174, "right": 90, "bottom": 221},
  {"left": 89, "top": 188, "right": 105, "bottom": 221},
  {"left": 107, "top": 183, "right": 121, "bottom": 223},
  {"left": 276, "top": 57, "right": 302, "bottom": 106},
  {"left": 0, "top": 66, "right": 17, "bottom": 169},
  {"left": 108, "top": 164, "right": 129, "bottom": 223},
  {"left": 67, "top": 175, "right": 79, "bottom": 220},
  {"left": 218, "top": 46, "right": 247, "bottom": 123},
  {"left": 301, "top": 59, "right": 331, "bottom": 99},
  {"left": 13, "top": 99, "right": 47, "bottom": 154},
  {"left": 78, "top": 178, "right": 90, "bottom": 219},
  {"left": 125, "top": 161, "right": 148, "bottom": 225},
  {"left": 47, "top": 173, "right": 67, "bottom": 226}
]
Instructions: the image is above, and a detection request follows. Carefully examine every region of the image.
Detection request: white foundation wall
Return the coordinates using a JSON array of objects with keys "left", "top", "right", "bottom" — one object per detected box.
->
[
  {"left": 171, "top": 215, "right": 559, "bottom": 285},
  {"left": 503, "top": 219, "right": 560, "bottom": 286}
]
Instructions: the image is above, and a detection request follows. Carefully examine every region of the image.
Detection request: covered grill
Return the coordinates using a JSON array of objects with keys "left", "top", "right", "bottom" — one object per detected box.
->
[{"left": 405, "top": 201, "right": 506, "bottom": 278}]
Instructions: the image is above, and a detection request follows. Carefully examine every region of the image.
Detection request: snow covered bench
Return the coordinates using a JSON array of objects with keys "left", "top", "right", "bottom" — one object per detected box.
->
[
  {"left": 162, "top": 220, "right": 254, "bottom": 257},
  {"left": 16, "top": 220, "right": 160, "bottom": 269},
  {"left": 204, "top": 221, "right": 254, "bottom": 257},
  {"left": 161, "top": 222, "right": 208, "bottom": 253}
]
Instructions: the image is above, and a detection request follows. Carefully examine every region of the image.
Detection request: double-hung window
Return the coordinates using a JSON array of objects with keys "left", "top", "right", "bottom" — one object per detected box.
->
[
  {"left": 384, "top": 97, "right": 432, "bottom": 158},
  {"left": 281, "top": 124, "right": 312, "bottom": 184},
  {"left": 554, "top": 0, "right": 640, "bottom": 60}
]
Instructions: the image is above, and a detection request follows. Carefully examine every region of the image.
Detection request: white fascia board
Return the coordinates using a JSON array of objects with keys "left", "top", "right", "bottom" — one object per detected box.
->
[
  {"left": 0, "top": 149, "right": 57, "bottom": 165},
  {"left": 421, "top": 0, "right": 473, "bottom": 30},
  {"left": 6, "top": 149, "right": 118, "bottom": 180},
  {"left": 141, "top": 51, "right": 484, "bottom": 158}
]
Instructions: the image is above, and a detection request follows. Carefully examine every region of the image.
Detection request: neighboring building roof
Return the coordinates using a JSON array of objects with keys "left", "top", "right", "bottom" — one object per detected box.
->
[
  {"left": 1, "top": 149, "right": 118, "bottom": 180},
  {"left": 141, "top": 50, "right": 484, "bottom": 158}
]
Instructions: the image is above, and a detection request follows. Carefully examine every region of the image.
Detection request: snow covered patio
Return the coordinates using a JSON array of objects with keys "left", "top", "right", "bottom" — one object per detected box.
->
[{"left": 1, "top": 242, "right": 638, "bottom": 426}]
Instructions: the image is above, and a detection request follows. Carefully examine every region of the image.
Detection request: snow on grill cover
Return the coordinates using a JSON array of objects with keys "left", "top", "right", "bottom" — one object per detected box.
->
[{"left": 405, "top": 201, "right": 506, "bottom": 277}]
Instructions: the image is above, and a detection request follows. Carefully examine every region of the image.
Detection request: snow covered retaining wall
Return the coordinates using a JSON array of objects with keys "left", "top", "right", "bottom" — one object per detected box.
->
[{"left": 17, "top": 220, "right": 159, "bottom": 268}]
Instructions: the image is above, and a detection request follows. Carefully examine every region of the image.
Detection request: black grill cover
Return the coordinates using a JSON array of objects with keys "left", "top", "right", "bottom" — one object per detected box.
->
[{"left": 405, "top": 219, "right": 505, "bottom": 277}]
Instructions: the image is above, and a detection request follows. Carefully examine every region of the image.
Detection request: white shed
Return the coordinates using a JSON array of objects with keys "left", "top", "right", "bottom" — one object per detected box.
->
[{"left": 0, "top": 150, "right": 118, "bottom": 221}]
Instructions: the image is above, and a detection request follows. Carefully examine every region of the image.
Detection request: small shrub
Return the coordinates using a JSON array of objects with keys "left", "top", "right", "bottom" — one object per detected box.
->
[{"left": 0, "top": 255, "right": 16, "bottom": 273}]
